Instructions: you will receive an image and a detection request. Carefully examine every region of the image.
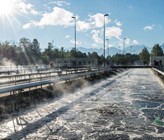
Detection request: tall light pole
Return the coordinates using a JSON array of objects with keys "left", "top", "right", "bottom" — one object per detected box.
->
[
  {"left": 106, "top": 38, "right": 109, "bottom": 67},
  {"left": 106, "top": 38, "right": 109, "bottom": 57},
  {"left": 130, "top": 46, "right": 132, "bottom": 65},
  {"left": 118, "top": 46, "right": 121, "bottom": 54},
  {"left": 72, "top": 16, "right": 76, "bottom": 57},
  {"left": 104, "top": 14, "right": 109, "bottom": 69},
  {"left": 130, "top": 46, "right": 132, "bottom": 54},
  {"left": 123, "top": 37, "right": 126, "bottom": 55}
]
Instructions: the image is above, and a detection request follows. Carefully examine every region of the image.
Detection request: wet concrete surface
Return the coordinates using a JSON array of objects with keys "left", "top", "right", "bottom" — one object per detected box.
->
[{"left": 0, "top": 68, "right": 164, "bottom": 140}]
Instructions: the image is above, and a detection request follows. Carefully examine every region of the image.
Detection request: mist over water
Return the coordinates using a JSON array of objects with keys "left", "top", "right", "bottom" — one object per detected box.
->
[
  {"left": 0, "top": 58, "right": 15, "bottom": 66},
  {"left": 0, "top": 58, "right": 16, "bottom": 71}
]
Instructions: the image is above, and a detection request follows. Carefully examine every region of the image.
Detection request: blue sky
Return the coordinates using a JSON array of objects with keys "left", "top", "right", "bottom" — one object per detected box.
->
[{"left": 0, "top": 0, "right": 164, "bottom": 51}]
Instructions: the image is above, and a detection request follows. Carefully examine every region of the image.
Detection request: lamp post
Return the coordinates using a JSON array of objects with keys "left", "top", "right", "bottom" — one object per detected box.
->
[
  {"left": 103, "top": 14, "right": 109, "bottom": 69},
  {"left": 118, "top": 46, "right": 121, "bottom": 54},
  {"left": 130, "top": 46, "right": 132, "bottom": 65},
  {"left": 106, "top": 39, "right": 109, "bottom": 57},
  {"left": 72, "top": 16, "right": 76, "bottom": 57},
  {"left": 123, "top": 37, "right": 126, "bottom": 55},
  {"left": 106, "top": 38, "right": 109, "bottom": 68}
]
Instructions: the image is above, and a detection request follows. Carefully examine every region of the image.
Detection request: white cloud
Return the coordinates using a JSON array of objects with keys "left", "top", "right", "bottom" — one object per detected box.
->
[
  {"left": 115, "top": 20, "right": 122, "bottom": 27},
  {"left": 144, "top": 25, "right": 154, "bottom": 31},
  {"left": 91, "top": 29, "right": 103, "bottom": 44},
  {"left": 23, "top": 21, "right": 39, "bottom": 29},
  {"left": 132, "top": 40, "right": 138, "bottom": 45},
  {"left": 5, "top": 0, "right": 39, "bottom": 17},
  {"left": 65, "top": 35, "right": 71, "bottom": 39},
  {"left": 23, "top": 22, "right": 33, "bottom": 29},
  {"left": 17, "top": 1, "right": 39, "bottom": 15},
  {"left": 77, "top": 20, "right": 91, "bottom": 31},
  {"left": 38, "top": 7, "right": 73, "bottom": 27},
  {"left": 48, "top": 1, "right": 70, "bottom": 7},
  {"left": 23, "top": 7, "right": 74, "bottom": 29},
  {"left": 75, "top": 12, "right": 112, "bottom": 31},
  {"left": 124, "top": 38, "right": 130, "bottom": 45},
  {"left": 90, "top": 13, "right": 111, "bottom": 28},
  {"left": 118, "top": 38, "right": 139, "bottom": 47},
  {"left": 70, "top": 40, "right": 81, "bottom": 45},
  {"left": 106, "top": 26, "right": 122, "bottom": 39},
  {"left": 23, "top": 7, "right": 92, "bottom": 31},
  {"left": 22, "top": 7, "right": 125, "bottom": 49}
]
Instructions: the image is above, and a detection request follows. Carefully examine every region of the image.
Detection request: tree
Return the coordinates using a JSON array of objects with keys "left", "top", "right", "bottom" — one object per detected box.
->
[
  {"left": 88, "top": 52, "right": 99, "bottom": 58},
  {"left": 31, "top": 39, "right": 41, "bottom": 63},
  {"left": 151, "top": 44, "right": 164, "bottom": 56},
  {"left": 139, "top": 47, "right": 150, "bottom": 64},
  {"left": 0, "top": 41, "right": 18, "bottom": 65},
  {"left": 60, "top": 47, "right": 64, "bottom": 58},
  {"left": 111, "top": 53, "right": 139, "bottom": 65},
  {"left": 76, "top": 50, "right": 87, "bottom": 58},
  {"left": 41, "top": 53, "right": 49, "bottom": 64},
  {"left": 19, "top": 38, "right": 33, "bottom": 64},
  {"left": 70, "top": 48, "right": 76, "bottom": 58},
  {"left": 44, "top": 42, "right": 54, "bottom": 61}
]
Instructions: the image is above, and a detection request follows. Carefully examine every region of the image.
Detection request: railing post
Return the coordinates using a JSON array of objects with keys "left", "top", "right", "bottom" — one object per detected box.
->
[
  {"left": 29, "top": 74, "right": 31, "bottom": 83},
  {"left": 40, "top": 73, "right": 42, "bottom": 81}
]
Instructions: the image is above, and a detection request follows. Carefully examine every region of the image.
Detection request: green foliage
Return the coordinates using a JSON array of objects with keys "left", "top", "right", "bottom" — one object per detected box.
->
[
  {"left": 88, "top": 52, "right": 103, "bottom": 65},
  {"left": 44, "top": 42, "right": 54, "bottom": 60},
  {"left": 151, "top": 44, "right": 164, "bottom": 56},
  {"left": 4, "top": 37, "right": 163, "bottom": 67},
  {"left": 31, "top": 39, "right": 41, "bottom": 62},
  {"left": 139, "top": 47, "right": 150, "bottom": 64},
  {"left": 19, "top": 38, "right": 33, "bottom": 64},
  {"left": 111, "top": 53, "right": 139, "bottom": 65}
]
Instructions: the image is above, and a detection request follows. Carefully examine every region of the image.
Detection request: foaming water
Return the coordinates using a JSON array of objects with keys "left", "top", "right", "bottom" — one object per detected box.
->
[
  {"left": 0, "top": 69, "right": 164, "bottom": 139},
  {"left": 153, "top": 116, "right": 164, "bottom": 127}
]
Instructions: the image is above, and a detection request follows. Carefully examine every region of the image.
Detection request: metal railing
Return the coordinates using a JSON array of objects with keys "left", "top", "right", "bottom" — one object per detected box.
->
[
  {"left": 0, "top": 66, "right": 112, "bottom": 94},
  {"left": 152, "top": 67, "right": 164, "bottom": 82}
]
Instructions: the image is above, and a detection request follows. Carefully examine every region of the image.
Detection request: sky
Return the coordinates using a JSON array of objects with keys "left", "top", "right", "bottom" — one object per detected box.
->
[{"left": 0, "top": 0, "right": 164, "bottom": 52}]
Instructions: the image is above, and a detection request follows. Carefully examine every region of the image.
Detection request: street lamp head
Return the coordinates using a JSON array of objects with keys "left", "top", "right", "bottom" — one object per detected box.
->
[
  {"left": 72, "top": 16, "right": 76, "bottom": 19},
  {"left": 124, "top": 37, "right": 126, "bottom": 40},
  {"left": 104, "top": 14, "right": 109, "bottom": 17}
]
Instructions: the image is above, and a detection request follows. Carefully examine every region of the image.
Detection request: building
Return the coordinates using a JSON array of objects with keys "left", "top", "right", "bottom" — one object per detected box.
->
[
  {"left": 52, "top": 58, "right": 98, "bottom": 68},
  {"left": 150, "top": 56, "right": 164, "bottom": 66}
]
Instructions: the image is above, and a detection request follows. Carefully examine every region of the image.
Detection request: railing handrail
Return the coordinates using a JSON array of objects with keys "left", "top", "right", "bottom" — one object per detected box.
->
[
  {"left": 0, "top": 67, "right": 108, "bottom": 94},
  {"left": 152, "top": 67, "right": 164, "bottom": 76}
]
